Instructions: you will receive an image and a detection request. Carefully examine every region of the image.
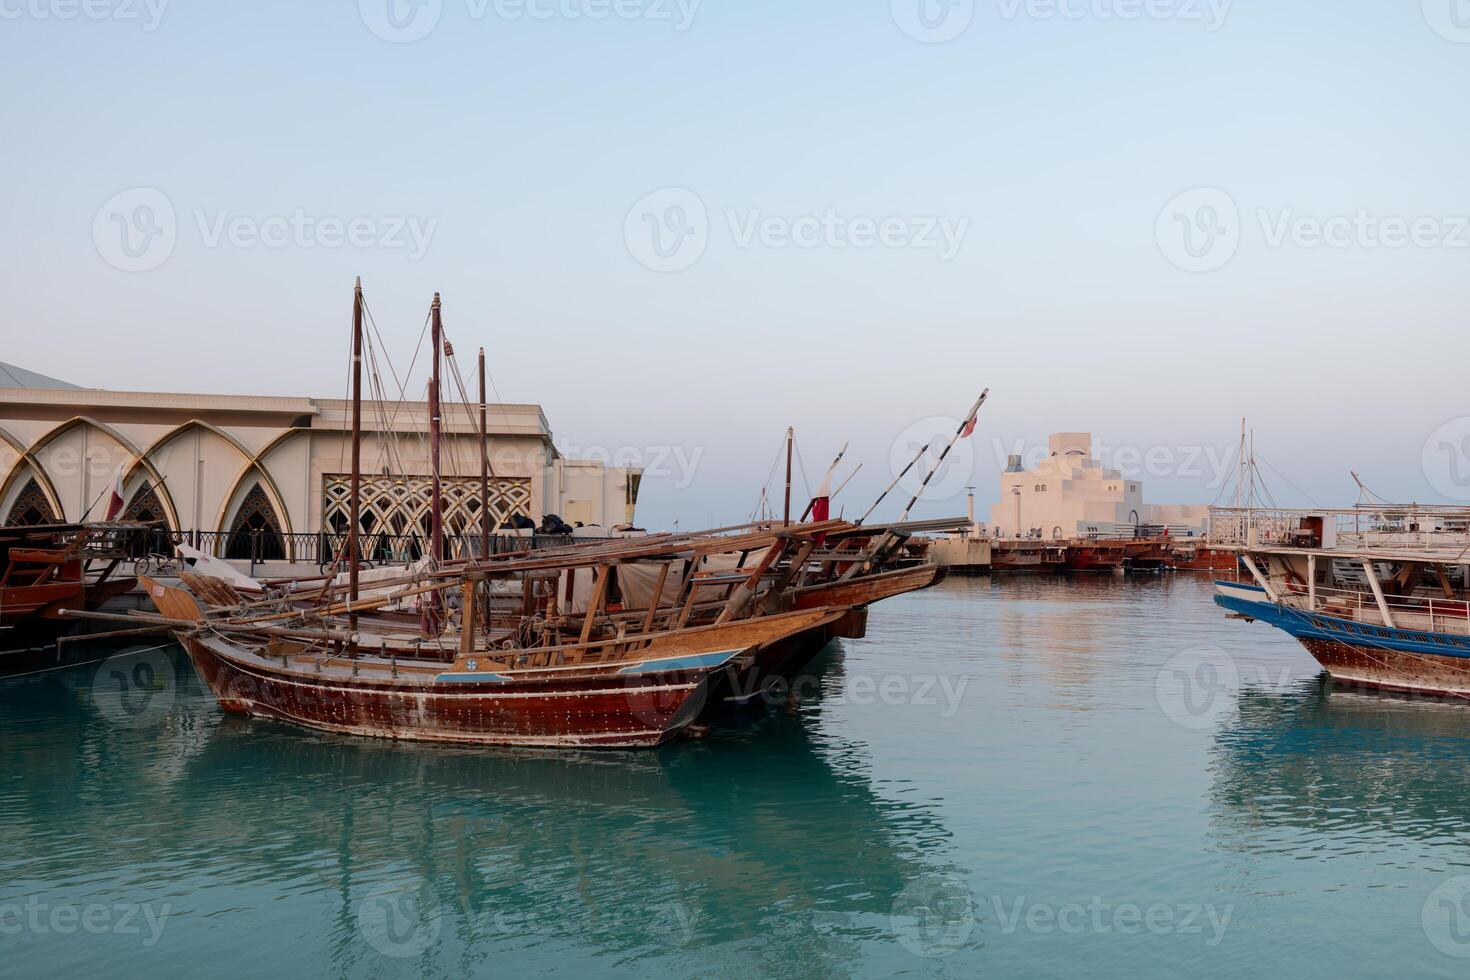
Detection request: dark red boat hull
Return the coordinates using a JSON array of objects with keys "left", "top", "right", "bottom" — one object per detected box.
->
[
  {"left": 181, "top": 633, "right": 722, "bottom": 748},
  {"left": 1299, "top": 636, "right": 1470, "bottom": 698}
]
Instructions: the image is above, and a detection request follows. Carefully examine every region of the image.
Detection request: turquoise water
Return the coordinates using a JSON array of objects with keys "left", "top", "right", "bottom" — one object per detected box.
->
[{"left": 6, "top": 574, "right": 1470, "bottom": 978}]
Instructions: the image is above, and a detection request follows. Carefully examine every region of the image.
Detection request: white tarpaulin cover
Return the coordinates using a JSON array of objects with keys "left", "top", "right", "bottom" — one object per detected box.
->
[
  {"left": 327, "top": 558, "right": 435, "bottom": 610},
  {"left": 616, "top": 561, "right": 688, "bottom": 611},
  {"left": 176, "top": 544, "right": 262, "bottom": 593}
]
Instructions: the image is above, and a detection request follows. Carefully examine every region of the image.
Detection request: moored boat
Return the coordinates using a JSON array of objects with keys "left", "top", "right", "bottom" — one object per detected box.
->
[
  {"left": 154, "top": 577, "right": 842, "bottom": 748},
  {"left": 1210, "top": 505, "right": 1470, "bottom": 698},
  {"left": 0, "top": 522, "right": 140, "bottom": 675}
]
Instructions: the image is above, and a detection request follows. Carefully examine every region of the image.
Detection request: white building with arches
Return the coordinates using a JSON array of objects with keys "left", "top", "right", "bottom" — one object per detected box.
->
[{"left": 0, "top": 377, "right": 640, "bottom": 562}]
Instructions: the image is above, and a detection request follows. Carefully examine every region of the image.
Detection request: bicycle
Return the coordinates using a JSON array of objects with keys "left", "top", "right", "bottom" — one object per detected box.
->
[{"left": 132, "top": 552, "right": 181, "bottom": 578}]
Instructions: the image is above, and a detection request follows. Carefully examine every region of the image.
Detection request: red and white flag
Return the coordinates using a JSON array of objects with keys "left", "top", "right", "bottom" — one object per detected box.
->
[
  {"left": 810, "top": 467, "right": 833, "bottom": 523},
  {"left": 103, "top": 463, "right": 127, "bottom": 521},
  {"left": 959, "top": 416, "right": 977, "bottom": 439}
]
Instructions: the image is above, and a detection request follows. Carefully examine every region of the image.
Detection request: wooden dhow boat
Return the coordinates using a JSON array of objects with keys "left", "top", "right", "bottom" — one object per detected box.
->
[
  {"left": 62, "top": 281, "right": 974, "bottom": 746},
  {"left": 0, "top": 522, "right": 142, "bottom": 675},
  {"left": 137, "top": 576, "right": 841, "bottom": 748},
  {"left": 73, "top": 514, "right": 950, "bottom": 747},
  {"left": 1211, "top": 505, "right": 1470, "bottom": 699}
]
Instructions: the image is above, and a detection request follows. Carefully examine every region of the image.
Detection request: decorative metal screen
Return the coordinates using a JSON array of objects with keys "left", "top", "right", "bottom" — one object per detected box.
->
[
  {"left": 122, "top": 485, "right": 166, "bottom": 525},
  {"left": 226, "top": 484, "right": 285, "bottom": 560},
  {"left": 5, "top": 478, "right": 56, "bottom": 526},
  {"left": 322, "top": 475, "right": 532, "bottom": 560}
]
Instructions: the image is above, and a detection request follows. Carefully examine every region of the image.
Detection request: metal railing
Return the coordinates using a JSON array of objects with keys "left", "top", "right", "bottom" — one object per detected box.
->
[
  {"left": 154, "top": 528, "right": 597, "bottom": 569},
  {"left": 1209, "top": 506, "right": 1470, "bottom": 552},
  {"left": 1276, "top": 580, "right": 1470, "bottom": 638}
]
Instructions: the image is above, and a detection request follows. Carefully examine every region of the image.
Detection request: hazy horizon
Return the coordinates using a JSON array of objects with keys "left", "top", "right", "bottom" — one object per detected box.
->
[{"left": 4, "top": 0, "right": 1468, "bottom": 528}]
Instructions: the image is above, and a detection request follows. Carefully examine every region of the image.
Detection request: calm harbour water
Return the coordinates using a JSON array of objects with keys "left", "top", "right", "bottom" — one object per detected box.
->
[{"left": 6, "top": 574, "right": 1470, "bottom": 978}]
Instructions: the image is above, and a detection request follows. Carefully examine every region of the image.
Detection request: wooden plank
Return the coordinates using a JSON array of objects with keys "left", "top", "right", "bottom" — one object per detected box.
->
[
  {"left": 715, "top": 540, "right": 787, "bottom": 624},
  {"left": 460, "top": 578, "right": 476, "bottom": 656},
  {"left": 1437, "top": 564, "right": 1456, "bottom": 599},
  {"left": 577, "top": 564, "right": 611, "bottom": 648},
  {"left": 639, "top": 562, "right": 671, "bottom": 639}
]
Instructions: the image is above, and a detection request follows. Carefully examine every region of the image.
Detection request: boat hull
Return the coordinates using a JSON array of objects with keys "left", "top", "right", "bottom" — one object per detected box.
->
[
  {"left": 1296, "top": 636, "right": 1470, "bottom": 698},
  {"left": 702, "top": 566, "right": 946, "bottom": 714},
  {"left": 179, "top": 633, "right": 726, "bottom": 749},
  {"left": 702, "top": 612, "right": 851, "bottom": 711},
  {"left": 791, "top": 563, "right": 944, "bottom": 616},
  {"left": 1215, "top": 582, "right": 1470, "bottom": 698}
]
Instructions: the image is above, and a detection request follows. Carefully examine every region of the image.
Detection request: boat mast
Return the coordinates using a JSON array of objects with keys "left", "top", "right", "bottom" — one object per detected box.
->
[
  {"left": 478, "top": 346, "right": 489, "bottom": 560},
  {"left": 430, "top": 293, "right": 444, "bottom": 564},
  {"left": 783, "top": 427, "right": 793, "bottom": 526},
  {"left": 898, "top": 389, "right": 988, "bottom": 522},
  {"left": 348, "top": 277, "right": 363, "bottom": 647}
]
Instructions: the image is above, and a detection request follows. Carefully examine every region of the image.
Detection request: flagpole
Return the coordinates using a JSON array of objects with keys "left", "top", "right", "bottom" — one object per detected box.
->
[
  {"left": 897, "top": 389, "right": 988, "bottom": 523},
  {"left": 799, "top": 441, "right": 849, "bottom": 522},
  {"left": 782, "top": 427, "right": 794, "bottom": 526},
  {"left": 831, "top": 463, "right": 862, "bottom": 500}
]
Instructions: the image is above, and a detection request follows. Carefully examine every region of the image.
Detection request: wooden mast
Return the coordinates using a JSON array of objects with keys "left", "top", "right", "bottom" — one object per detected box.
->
[
  {"left": 783, "top": 426, "right": 793, "bottom": 526},
  {"left": 425, "top": 292, "right": 445, "bottom": 635},
  {"left": 430, "top": 293, "right": 444, "bottom": 563},
  {"left": 478, "top": 346, "right": 490, "bottom": 560},
  {"left": 348, "top": 276, "right": 363, "bottom": 650}
]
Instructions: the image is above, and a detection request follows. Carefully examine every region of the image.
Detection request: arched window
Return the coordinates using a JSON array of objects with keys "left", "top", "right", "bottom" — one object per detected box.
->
[
  {"left": 225, "top": 484, "right": 285, "bottom": 561},
  {"left": 5, "top": 478, "right": 57, "bottom": 525},
  {"left": 122, "top": 485, "right": 166, "bottom": 524}
]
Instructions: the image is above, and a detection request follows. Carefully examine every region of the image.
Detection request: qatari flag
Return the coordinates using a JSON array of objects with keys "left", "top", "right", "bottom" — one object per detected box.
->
[{"left": 104, "top": 463, "right": 127, "bottom": 521}]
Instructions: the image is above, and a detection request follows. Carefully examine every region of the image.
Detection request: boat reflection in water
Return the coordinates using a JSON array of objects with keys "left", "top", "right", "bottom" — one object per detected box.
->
[
  {"left": 0, "top": 644, "right": 961, "bottom": 976},
  {"left": 1208, "top": 676, "right": 1470, "bottom": 851}
]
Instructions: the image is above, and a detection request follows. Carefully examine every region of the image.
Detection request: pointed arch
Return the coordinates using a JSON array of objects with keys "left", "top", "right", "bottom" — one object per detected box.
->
[
  {"left": 136, "top": 419, "right": 294, "bottom": 553},
  {"left": 0, "top": 415, "right": 177, "bottom": 527},
  {"left": 251, "top": 426, "right": 311, "bottom": 465},
  {"left": 121, "top": 485, "right": 167, "bottom": 524},
  {"left": 224, "top": 483, "right": 285, "bottom": 561},
  {"left": 5, "top": 477, "right": 59, "bottom": 525},
  {"left": 0, "top": 419, "right": 64, "bottom": 525}
]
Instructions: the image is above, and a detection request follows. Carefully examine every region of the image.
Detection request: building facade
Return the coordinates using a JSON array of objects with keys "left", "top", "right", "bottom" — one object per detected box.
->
[
  {"left": 0, "top": 383, "right": 640, "bottom": 561},
  {"left": 989, "top": 432, "right": 1208, "bottom": 539}
]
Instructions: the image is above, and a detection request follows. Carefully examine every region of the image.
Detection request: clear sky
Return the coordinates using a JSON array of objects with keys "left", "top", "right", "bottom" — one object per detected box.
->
[{"left": 3, "top": 0, "right": 1468, "bottom": 528}]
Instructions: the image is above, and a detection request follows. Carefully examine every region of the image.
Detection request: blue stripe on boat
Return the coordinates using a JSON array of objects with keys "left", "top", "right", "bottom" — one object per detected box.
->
[
  {"left": 1215, "top": 593, "right": 1470, "bottom": 660},
  {"left": 618, "top": 649, "right": 740, "bottom": 675},
  {"left": 435, "top": 672, "right": 514, "bottom": 684},
  {"left": 1215, "top": 580, "right": 1265, "bottom": 592}
]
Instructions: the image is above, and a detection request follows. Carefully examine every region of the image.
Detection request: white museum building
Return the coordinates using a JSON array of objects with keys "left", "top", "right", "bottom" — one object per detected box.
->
[{"left": 989, "top": 432, "right": 1208, "bottom": 539}]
